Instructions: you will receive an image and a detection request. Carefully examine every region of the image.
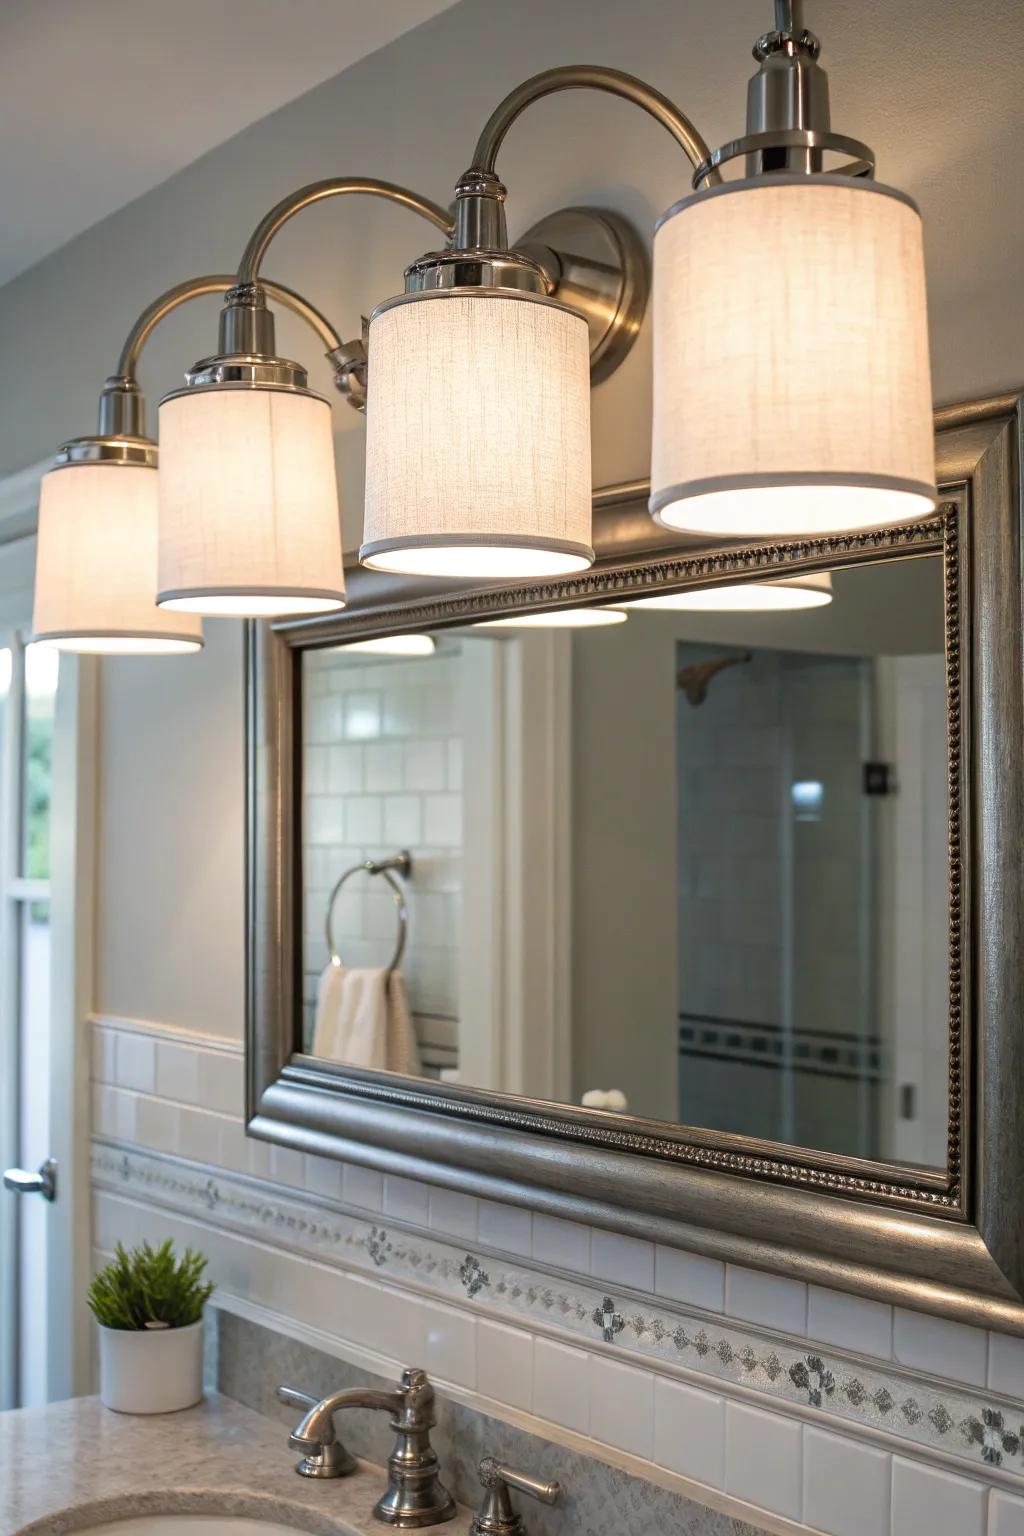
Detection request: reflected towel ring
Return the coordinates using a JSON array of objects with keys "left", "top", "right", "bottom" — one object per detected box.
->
[{"left": 325, "top": 850, "right": 412, "bottom": 974}]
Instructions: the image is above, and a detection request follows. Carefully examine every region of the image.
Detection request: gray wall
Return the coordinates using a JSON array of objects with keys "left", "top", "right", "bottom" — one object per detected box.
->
[{"left": 0, "top": 0, "right": 1013, "bottom": 1035}]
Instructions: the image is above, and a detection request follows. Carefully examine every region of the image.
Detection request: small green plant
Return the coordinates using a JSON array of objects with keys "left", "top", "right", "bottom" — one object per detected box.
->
[{"left": 87, "top": 1239, "right": 213, "bottom": 1331}]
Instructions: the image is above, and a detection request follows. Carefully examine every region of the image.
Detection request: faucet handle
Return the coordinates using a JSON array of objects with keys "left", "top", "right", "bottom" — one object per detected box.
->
[
  {"left": 276, "top": 1384, "right": 358, "bottom": 1480},
  {"left": 471, "top": 1456, "right": 561, "bottom": 1535}
]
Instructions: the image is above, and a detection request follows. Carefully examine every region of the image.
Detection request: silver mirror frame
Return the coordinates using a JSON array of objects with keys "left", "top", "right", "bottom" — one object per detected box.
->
[{"left": 246, "top": 390, "right": 1024, "bottom": 1334}]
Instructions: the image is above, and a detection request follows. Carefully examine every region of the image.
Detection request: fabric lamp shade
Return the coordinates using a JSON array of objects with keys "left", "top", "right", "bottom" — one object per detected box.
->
[
  {"left": 651, "top": 176, "right": 936, "bottom": 537},
  {"left": 625, "top": 570, "right": 833, "bottom": 611},
  {"left": 32, "top": 462, "right": 203, "bottom": 653},
  {"left": 360, "top": 290, "right": 593, "bottom": 578},
  {"left": 157, "top": 385, "right": 345, "bottom": 616}
]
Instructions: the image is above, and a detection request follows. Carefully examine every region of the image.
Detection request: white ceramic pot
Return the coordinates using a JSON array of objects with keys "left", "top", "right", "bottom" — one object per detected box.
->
[{"left": 98, "top": 1318, "right": 204, "bottom": 1414}]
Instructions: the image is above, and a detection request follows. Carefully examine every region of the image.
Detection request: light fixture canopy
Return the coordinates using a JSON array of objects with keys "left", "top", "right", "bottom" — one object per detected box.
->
[
  {"left": 32, "top": 380, "right": 203, "bottom": 655},
  {"left": 624, "top": 570, "right": 833, "bottom": 612},
  {"left": 157, "top": 285, "right": 346, "bottom": 618}
]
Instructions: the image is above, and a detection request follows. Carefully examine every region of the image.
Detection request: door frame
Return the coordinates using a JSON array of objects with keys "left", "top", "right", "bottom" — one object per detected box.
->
[{"left": 0, "top": 459, "right": 95, "bottom": 1406}]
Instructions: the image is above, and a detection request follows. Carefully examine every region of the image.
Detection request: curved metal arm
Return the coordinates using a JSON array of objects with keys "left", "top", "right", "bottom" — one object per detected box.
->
[
  {"left": 471, "top": 65, "right": 720, "bottom": 186},
  {"left": 116, "top": 273, "right": 343, "bottom": 380},
  {"left": 237, "top": 178, "right": 454, "bottom": 287}
]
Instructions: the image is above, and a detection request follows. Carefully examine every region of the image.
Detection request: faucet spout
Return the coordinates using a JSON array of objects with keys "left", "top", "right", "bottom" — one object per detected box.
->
[{"left": 289, "top": 1387, "right": 404, "bottom": 1449}]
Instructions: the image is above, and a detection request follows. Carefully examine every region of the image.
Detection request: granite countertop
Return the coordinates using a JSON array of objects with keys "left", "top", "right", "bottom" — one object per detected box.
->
[{"left": 0, "top": 1393, "right": 475, "bottom": 1536}]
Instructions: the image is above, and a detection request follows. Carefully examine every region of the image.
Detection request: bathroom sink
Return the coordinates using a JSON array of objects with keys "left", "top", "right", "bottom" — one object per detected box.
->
[{"left": 77, "top": 1520, "right": 314, "bottom": 1536}]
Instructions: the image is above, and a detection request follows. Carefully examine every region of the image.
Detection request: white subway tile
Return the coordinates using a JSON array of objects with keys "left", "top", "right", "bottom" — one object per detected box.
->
[
  {"left": 802, "top": 1426, "right": 890, "bottom": 1536},
  {"left": 478, "top": 1320, "right": 533, "bottom": 1411},
  {"left": 726, "top": 1265, "right": 807, "bottom": 1336},
  {"left": 532, "top": 1214, "right": 590, "bottom": 1274},
  {"left": 384, "top": 1174, "right": 430, "bottom": 1225},
  {"left": 305, "top": 796, "right": 344, "bottom": 844},
  {"left": 197, "top": 1051, "right": 243, "bottom": 1117},
  {"left": 533, "top": 1338, "right": 590, "bottom": 1435},
  {"left": 725, "top": 1402, "right": 802, "bottom": 1521},
  {"left": 155, "top": 1041, "right": 200, "bottom": 1105},
  {"left": 177, "top": 1105, "right": 223, "bottom": 1166},
  {"left": 345, "top": 692, "right": 381, "bottom": 740},
  {"left": 304, "top": 745, "right": 330, "bottom": 792},
  {"left": 364, "top": 742, "right": 404, "bottom": 793},
  {"left": 383, "top": 796, "right": 422, "bottom": 847},
  {"left": 305, "top": 1154, "right": 344, "bottom": 1202},
  {"left": 218, "top": 1120, "right": 252, "bottom": 1176},
  {"left": 423, "top": 794, "right": 461, "bottom": 846},
  {"left": 92, "top": 1084, "right": 137, "bottom": 1143},
  {"left": 655, "top": 1246, "right": 725, "bottom": 1313},
  {"left": 134, "top": 1094, "right": 179, "bottom": 1153},
  {"left": 91, "top": 1025, "right": 116, "bottom": 1084},
  {"left": 269, "top": 1145, "right": 305, "bottom": 1187},
  {"left": 428, "top": 1187, "right": 477, "bottom": 1242},
  {"left": 328, "top": 744, "right": 364, "bottom": 793},
  {"left": 246, "top": 1133, "right": 272, "bottom": 1180},
  {"left": 403, "top": 739, "right": 446, "bottom": 792},
  {"left": 990, "top": 1491, "right": 1024, "bottom": 1536},
  {"left": 478, "top": 1199, "right": 531, "bottom": 1255},
  {"left": 422, "top": 1299, "right": 476, "bottom": 1388},
  {"left": 653, "top": 1377, "right": 725, "bottom": 1489},
  {"left": 989, "top": 1330, "right": 1024, "bottom": 1399},
  {"left": 891, "top": 1457, "right": 985, "bottom": 1536},
  {"left": 590, "top": 1230, "right": 655, "bottom": 1292},
  {"left": 344, "top": 1164, "right": 384, "bottom": 1212},
  {"left": 345, "top": 795, "right": 383, "bottom": 844},
  {"left": 589, "top": 1356, "right": 654, "bottom": 1459},
  {"left": 382, "top": 686, "right": 420, "bottom": 739},
  {"left": 116, "top": 1033, "right": 156, "bottom": 1094},
  {"left": 893, "top": 1308, "right": 988, "bottom": 1386},
  {"left": 807, "top": 1286, "right": 893, "bottom": 1360}
]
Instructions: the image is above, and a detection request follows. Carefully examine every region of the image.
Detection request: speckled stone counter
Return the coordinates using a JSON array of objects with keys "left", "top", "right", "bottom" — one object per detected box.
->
[{"left": 0, "top": 1393, "right": 475, "bottom": 1536}]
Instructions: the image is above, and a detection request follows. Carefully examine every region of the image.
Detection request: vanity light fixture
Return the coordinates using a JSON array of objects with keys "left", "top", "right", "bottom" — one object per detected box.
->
[
  {"left": 32, "top": 275, "right": 344, "bottom": 651},
  {"left": 474, "top": 606, "right": 628, "bottom": 629},
  {"left": 624, "top": 571, "right": 833, "bottom": 612},
  {"left": 74, "top": 1, "right": 936, "bottom": 616}
]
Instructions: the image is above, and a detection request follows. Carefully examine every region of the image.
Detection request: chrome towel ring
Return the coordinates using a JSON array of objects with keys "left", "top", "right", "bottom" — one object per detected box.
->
[{"left": 325, "top": 850, "right": 412, "bottom": 974}]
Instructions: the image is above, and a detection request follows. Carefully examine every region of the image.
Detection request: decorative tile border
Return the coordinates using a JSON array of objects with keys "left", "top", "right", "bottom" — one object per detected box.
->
[{"left": 92, "top": 1138, "right": 1024, "bottom": 1480}]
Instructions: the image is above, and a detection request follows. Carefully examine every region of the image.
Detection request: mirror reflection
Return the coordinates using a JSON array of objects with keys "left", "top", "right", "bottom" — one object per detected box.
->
[{"left": 300, "top": 554, "right": 949, "bottom": 1170}]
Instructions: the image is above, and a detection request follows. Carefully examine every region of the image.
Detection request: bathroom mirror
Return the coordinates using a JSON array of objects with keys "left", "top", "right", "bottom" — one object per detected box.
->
[
  {"left": 247, "top": 393, "right": 1024, "bottom": 1332},
  {"left": 297, "top": 554, "right": 948, "bottom": 1170}
]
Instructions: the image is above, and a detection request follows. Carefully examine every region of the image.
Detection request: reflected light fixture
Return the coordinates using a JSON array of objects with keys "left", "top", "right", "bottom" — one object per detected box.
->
[
  {"left": 625, "top": 571, "right": 833, "bottom": 612},
  {"left": 474, "top": 606, "right": 627, "bottom": 629},
  {"left": 339, "top": 635, "right": 437, "bottom": 656}
]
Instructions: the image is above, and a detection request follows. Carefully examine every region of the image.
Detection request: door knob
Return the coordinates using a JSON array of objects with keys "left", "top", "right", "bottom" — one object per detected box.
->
[{"left": 3, "top": 1159, "right": 57, "bottom": 1202}]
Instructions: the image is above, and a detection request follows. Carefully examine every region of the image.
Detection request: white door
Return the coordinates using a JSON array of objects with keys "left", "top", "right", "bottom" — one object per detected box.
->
[{"left": 0, "top": 487, "right": 94, "bottom": 1408}]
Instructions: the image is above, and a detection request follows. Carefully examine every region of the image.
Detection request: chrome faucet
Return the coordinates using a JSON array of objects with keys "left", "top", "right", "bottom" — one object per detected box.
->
[{"left": 278, "top": 1367, "right": 456, "bottom": 1527}]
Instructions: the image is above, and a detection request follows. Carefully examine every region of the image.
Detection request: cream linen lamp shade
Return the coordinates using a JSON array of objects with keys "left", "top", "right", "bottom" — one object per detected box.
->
[
  {"left": 157, "top": 385, "right": 345, "bottom": 616},
  {"left": 33, "top": 462, "right": 203, "bottom": 653},
  {"left": 651, "top": 176, "right": 936, "bottom": 537},
  {"left": 360, "top": 290, "right": 594, "bottom": 578},
  {"left": 624, "top": 571, "right": 833, "bottom": 612}
]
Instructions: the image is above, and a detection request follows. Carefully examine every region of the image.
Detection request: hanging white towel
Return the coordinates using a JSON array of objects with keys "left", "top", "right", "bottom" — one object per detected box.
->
[{"left": 312, "top": 964, "right": 420, "bottom": 1076}]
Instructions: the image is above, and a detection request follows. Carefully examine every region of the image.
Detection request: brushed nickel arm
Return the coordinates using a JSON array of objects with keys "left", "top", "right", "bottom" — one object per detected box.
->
[
  {"left": 236, "top": 177, "right": 455, "bottom": 287},
  {"left": 469, "top": 65, "right": 721, "bottom": 187},
  {"left": 116, "top": 273, "right": 344, "bottom": 380}
]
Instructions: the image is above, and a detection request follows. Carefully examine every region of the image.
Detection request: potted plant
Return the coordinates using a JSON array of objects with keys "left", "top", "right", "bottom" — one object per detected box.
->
[{"left": 88, "top": 1238, "right": 214, "bottom": 1413}]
